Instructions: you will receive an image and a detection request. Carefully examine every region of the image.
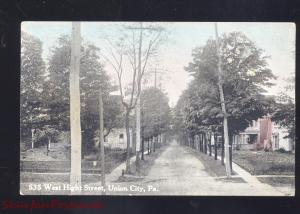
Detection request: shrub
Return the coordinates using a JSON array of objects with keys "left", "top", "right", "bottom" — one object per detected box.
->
[{"left": 277, "top": 148, "right": 286, "bottom": 153}]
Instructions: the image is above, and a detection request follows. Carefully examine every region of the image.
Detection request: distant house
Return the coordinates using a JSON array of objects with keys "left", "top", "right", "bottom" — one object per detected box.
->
[
  {"left": 233, "top": 116, "right": 294, "bottom": 151},
  {"left": 104, "top": 128, "right": 133, "bottom": 150}
]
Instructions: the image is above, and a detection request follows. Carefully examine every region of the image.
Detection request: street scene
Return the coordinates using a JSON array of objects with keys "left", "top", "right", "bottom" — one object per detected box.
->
[{"left": 20, "top": 22, "right": 295, "bottom": 196}]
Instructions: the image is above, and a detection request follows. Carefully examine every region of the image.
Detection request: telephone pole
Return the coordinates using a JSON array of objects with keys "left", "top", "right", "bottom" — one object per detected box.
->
[
  {"left": 135, "top": 22, "right": 143, "bottom": 172},
  {"left": 214, "top": 23, "right": 232, "bottom": 178},
  {"left": 70, "top": 22, "right": 82, "bottom": 193},
  {"left": 98, "top": 87, "right": 106, "bottom": 192},
  {"left": 126, "top": 23, "right": 162, "bottom": 172}
]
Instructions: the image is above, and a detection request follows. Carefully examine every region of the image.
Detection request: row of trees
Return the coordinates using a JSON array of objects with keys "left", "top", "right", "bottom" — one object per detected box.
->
[
  {"left": 141, "top": 87, "right": 171, "bottom": 158},
  {"left": 99, "top": 22, "right": 168, "bottom": 173},
  {"left": 21, "top": 31, "right": 124, "bottom": 153},
  {"left": 21, "top": 22, "right": 171, "bottom": 189},
  {"left": 174, "top": 30, "right": 295, "bottom": 175}
]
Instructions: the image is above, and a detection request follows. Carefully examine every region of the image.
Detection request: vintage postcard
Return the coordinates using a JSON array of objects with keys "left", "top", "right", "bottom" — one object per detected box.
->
[{"left": 20, "top": 22, "right": 295, "bottom": 195}]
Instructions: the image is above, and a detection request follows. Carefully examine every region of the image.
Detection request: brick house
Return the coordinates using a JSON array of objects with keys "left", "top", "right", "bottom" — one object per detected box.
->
[{"left": 233, "top": 116, "right": 294, "bottom": 151}]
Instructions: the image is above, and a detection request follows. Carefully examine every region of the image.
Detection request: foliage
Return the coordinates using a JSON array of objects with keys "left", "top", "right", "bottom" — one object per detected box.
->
[
  {"left": 20, "top": 32, "right": 124, "bottom": 150},
  {"left": 40, "top": 35, "right": 123, "bottom": 149},
  {"left": 182, "top": 32, "right": 276, "bottom": 137},
  {"left": 141, "top": 87, "right": 171, "bottom": 138},
  {"left": 271, "top": 74, "right": 295, "bottom": 139},
  {"left": 20, "top": 31, "right": 46, "bottom": 137}
]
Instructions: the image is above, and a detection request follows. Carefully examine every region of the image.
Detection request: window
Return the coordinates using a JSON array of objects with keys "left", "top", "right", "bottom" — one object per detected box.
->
[
  {"left": 119, "top": 133, "right": 124, "bottom": 144},
  {"left": 247, "top": 134, "right": 257, "bottom": 144},
  {"left": 274, "top": 134, "right": 279, "bottom": 149}
]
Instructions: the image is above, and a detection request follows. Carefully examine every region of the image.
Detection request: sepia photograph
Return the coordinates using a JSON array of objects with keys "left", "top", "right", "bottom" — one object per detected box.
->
[{"left": 20, "top": 21, "right": 295, "bottom": 196}]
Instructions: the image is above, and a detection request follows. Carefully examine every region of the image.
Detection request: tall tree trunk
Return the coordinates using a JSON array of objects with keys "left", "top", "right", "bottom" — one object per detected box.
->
[
  {"left": 200, "top": 133, "right": 203, "bottom": 152},
  {"left": 132, "top": 126, "right": 136, "bottom": 154},
  {"left": 199, "top": 134, "right": 201, "bottom": 151},
  {"left": 31, "top": 129, "right": 34, "bottom": 150},
  {"left": 135, "top": 99, "right": 141, "bottom": 173},
  {"left": 214, "top": 133, "right": 218, "bottom": 160},
  {"left": 203, "top": 133, "right": 205, "bottom": 152},
  {"left": 209, "top": 132, "right": 212, "bottom": 156},
  {"left": 150, "top": 138, "right": 152, "bottom": 153},
  {"left": 141, "top": 133, "right": 144, "bottom": 160},
  {"left": 215, "top": 23, "right": 231, "bottom": 177},
  {"left": 125, "top": 111, "right": 131, "bottom": 173},
  {"left": 153, "top": 136, "right": 156, "bottom": 152},
  {"left": 229, "top": 133, "right": 233, "bottom": 171},
  {"left": 47, "top": 137, "right": 50, "bottom": 156},
  {"left": 70, "top": 22, "right": 82, "bottom": 193},
  {"left": 202, "top": 133, "right": 205, "bottom": 152},
  {"left": 221, "top": 131, "right": 225, "bottom": 165},
  {"left": 98, "top": 88, "right": 106, "bottom": 189},
  {"left": 204, "top": 132, "right": 207, "bottom": 154}
]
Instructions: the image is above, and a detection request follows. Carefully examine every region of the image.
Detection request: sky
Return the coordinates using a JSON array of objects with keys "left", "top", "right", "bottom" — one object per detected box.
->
[{"left": 22, "top": 22, "right": 295, "bottom": 107}]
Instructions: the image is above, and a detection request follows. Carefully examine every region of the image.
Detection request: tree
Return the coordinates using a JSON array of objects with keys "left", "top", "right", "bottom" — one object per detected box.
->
[
  {"left": 173, "top": 89, "right": 189, "bottom": 143},
  {"left": 141, "top": 87, "right": 171, "bottom": 141},
  {"left": 100, "top": 23, "right": 166, "bottom": 173},
  {"left": 46, "top": 35, "right": 120, "bottom": 153},
  {"left": 21, "top": 31, "right": 48, "bottom": 150},
  {"left": 182, "top": 31, "right": 276, "bottom": 171},
  {"left": 93, "top": 95, "right": 124, "bottom": 147},
  {"left": 214, "top": 23, "right": 231, "bottom": 177},
  {"left": 271, "top": 74, "right": 295, "bottom": 139},
  {"left": 184, "top": 31, "right": 276, "bottom": 135}
]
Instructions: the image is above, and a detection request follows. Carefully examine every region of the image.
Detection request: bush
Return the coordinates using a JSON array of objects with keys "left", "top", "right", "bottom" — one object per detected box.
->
[{"left": 277, "top": 148, "right": 286, "bottom": 153}]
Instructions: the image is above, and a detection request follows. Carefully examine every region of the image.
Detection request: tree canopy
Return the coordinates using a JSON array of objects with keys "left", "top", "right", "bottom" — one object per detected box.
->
[
  {"left": 271, "top": 74, "right": 295, "bottom": 139},
  {"left": 20, "top": 31, "right": 46, "bottom": 136},
  {"left": 141, "top": 87, "right": 171, "bottom": 138},
  {"left": 21, "top": 33, "right": 124, "bottom": 152},
  {"left": 181, "top": 32, "right": 277, "bottom": 137}
]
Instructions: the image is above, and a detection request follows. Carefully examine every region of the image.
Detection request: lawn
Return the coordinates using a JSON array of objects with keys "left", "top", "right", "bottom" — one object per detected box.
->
[
  {"left": 20, "top": 143, "right": 169, "bottom": 195},
  {"left": 232, "top": 150, "right": 295, "bottom": 175}
]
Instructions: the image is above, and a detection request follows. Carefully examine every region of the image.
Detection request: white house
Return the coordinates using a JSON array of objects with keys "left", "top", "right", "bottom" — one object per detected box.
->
[
  {"left": 272, "top": 124, "right": 294, "bottom": 151},
  {"left": 104, "top": 128, "right": 133, "bottom": 150}
]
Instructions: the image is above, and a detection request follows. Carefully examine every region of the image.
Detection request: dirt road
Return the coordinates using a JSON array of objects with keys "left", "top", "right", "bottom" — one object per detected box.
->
[{"left": 139, "top": 140, "right": 284, "bottom": 195}]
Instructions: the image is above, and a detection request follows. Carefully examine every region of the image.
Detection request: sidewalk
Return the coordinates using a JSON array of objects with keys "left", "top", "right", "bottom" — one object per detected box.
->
[
  {"left": 216, "top": 155, "right": 285, "bottom": 195},
  {"left": 106, "top": 151, "right": 148, "bottom": 184}
]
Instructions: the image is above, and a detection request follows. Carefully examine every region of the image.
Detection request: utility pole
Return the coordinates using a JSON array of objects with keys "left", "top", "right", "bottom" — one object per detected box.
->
[
  {"left": 70, "top": 22, "right": 82, "bottom": 193},
  {"left": 135, "top": 22, "right": 143, "bottom": 173},
  {"left": 98, "top": 88, "right": 106, "bottom": 191},
  {"left": 126, "top": 23, "right": 162, "bottom": 172},
  {"left": 214, "top": 23, "right": 232, "bottom": 177}
]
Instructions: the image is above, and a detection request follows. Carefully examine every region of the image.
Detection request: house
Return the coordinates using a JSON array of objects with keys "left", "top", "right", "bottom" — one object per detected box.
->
[
  {"left": 272, "top": 124, "right": 294, "bottom": 151},
  {"left": 233, "top": 116, "right": 294, "bottom": 151},
  {"left": 104, "top": 128, "right": 133, "bottom": 150}
]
